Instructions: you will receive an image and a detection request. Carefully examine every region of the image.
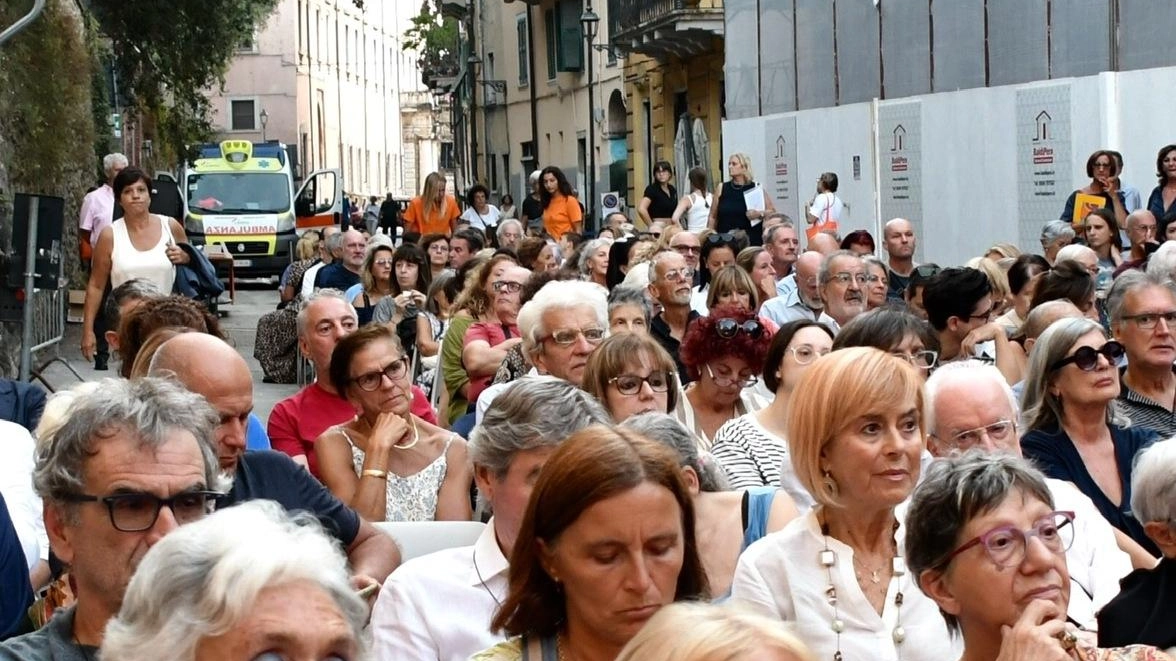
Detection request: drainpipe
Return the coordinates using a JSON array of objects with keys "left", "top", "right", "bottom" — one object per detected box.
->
[{"left": 0, "top": 0, "right": 46, "bottom": 47}]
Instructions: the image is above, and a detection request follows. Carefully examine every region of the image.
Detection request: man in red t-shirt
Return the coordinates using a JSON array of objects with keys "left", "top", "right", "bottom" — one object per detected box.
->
[{"left": 268, "top": 290, "right": 437, "bottom": 479}]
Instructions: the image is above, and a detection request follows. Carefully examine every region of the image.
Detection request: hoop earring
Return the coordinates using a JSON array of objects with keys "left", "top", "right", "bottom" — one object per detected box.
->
[{"left": 822, "top": 470, "right": 839, "bottom": 498}]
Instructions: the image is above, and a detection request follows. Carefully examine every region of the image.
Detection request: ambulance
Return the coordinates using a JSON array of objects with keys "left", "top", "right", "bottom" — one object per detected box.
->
[{"left": 181, "top": 140, "right": 341, "bottom": 276}]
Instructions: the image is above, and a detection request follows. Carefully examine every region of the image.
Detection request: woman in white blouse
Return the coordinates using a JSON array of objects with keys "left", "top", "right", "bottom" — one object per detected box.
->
[{"left": 731, "top": 347, "right": 958, "bottom": 661}]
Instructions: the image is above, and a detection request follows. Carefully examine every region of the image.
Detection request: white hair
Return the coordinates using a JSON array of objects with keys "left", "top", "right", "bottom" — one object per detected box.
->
[
  {"left": 496, "top": 218, "right": 523, "bottom": 241},
  {"left": 923, "top": 360, "right": 1019, "bottom": 438},
  {"left": 517, "top": 280, "right": 608, "bottom": 362},
  {"left": 1130, "top": 437, "right": 1176, "bottom": 526},
  {"left": 101, "top": 501, "right": 369, "bottom": 661},
  {"left": 1146, "top": 241, "right": 1176, "bottom": 281},
  {"left": 103, "top": 152, "right": 129, "bottom": 178},
  {"left": 1055, "top": 243, "right": 1097, "bottom": 264}
]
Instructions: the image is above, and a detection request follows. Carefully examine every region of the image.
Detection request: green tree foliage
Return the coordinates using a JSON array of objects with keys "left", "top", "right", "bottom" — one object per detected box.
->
[
  {"left": 87, "top": 0, "right": 281, "bottom": 162},
  {"left": 403, "top": 0, "right": 459, "bottom": 88}
]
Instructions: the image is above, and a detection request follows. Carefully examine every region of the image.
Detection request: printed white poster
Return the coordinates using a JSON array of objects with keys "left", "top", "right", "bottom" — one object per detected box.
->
[
  {"left": 877, "top": 102, "right": 923, "bottom": 233},
  {"left": 1016, "top": 84, "right": 1072, "bottom": 250},
  {"left": 763, "top": 115, "right": 799, "bottom": 218}
]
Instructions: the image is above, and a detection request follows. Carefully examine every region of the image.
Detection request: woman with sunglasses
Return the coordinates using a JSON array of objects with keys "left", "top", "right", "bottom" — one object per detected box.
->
[
  {"left": 1020, "top": 317, "right": 1161, "bottom": 556},
  {"left": 348, "top": 240, "right": 396, "bottom": 326},
  {"left": 315, "top": 324, "right": 472, "bottom": 522},
  {"left": 709, "top": 153, "right": 775, "bottom": 246},
  {"left": 906, "top": 451, "right": 1173, "bottom": 661},
  {"left": 711, "top": 320, "right": 834, "bottom": 498},
  {"left": 1061, "top": 149, "right": 1128, "bottom": 229},
  {"left": 675, "top": 305, "right": 774, "bottom": 450}
]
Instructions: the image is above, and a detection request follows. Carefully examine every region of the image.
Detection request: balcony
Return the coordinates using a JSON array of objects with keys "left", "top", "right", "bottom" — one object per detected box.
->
[{"left": 608, "top": 0, "right": 723, "bottom": 61}]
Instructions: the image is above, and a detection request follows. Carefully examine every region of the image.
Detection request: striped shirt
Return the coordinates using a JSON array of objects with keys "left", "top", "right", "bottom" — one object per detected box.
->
[
  {"left": 710, "top": 414, "right": 790, "bottom": 489},
  {"left": 1117, "top": 368, "right": 1176, "bottom": 438}
]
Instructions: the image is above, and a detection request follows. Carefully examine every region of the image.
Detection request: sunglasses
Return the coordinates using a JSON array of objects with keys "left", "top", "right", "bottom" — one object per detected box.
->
[
  {"left": 1048, "top": 341, "right": 1124, "bottom": 372},
  {"left": 706, "top": 232, "right": 737, "bottom": 245},
  {"left": 714, "top": 317, "right": 764, "bottom": 339},
  {"left": 913, "top": 265, "right": 942, "bottom": 279}
]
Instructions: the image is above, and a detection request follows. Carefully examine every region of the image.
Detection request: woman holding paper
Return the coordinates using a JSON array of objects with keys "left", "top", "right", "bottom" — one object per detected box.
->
[
  {"left": 710, "top": 153, "right": 775, "bottom": 246},
  {"left": 1060, "top": 150, "right": 1128, "bottom": 229}
]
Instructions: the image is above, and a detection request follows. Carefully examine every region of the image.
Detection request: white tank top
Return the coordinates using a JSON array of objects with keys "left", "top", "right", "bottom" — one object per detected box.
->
[
  {"left": 110, "top": 215, "right": 176, "bottom": 293},
  {"left": 685, "top": 192, "right": 712, "bottom": 231}
]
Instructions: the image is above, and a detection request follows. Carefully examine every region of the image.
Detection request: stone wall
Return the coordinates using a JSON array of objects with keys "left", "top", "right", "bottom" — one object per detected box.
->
[{"left": 0, "top": 0, "right": 99, "bottom": 377}]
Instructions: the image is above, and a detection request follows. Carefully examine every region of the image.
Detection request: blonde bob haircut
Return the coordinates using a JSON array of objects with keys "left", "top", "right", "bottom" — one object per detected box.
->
[
  {"left": 706, "top": 265, "right": 760, "bottom": 311},
  {"left": 615, "top": 602, "right": 815, "bottom": 661},
  {"left": 786, "top": 347, "right": 924, "bottom": 508},
  {"left": 728, "top": 152, "right": 755, "bottom": 182},
  {"left": 582, "top": 332, "right": 680, "bottom": 418}
]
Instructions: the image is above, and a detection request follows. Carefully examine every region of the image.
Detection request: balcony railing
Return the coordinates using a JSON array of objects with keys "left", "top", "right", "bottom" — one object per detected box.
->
[{"left": 607, "top": 0, "right": 723, "bottom": 60}]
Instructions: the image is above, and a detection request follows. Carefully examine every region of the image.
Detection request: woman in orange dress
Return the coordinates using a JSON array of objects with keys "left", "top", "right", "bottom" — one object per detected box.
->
[
  {"left": 539, "top": 166, "right": 583, "bottom": 240},
  {"left": 404, "top": 172, "right": 461, "bottom": 236}
]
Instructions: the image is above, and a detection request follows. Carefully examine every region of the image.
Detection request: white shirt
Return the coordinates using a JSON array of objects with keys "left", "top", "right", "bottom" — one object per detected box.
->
[
  {"left": 370, "top": 520, "right": 509, "bottom": 661},
  {"left": 809, "top": 192, "right": 844, "bottom": 225},
  {"left": 0, "top": 420, "right": 46, "bottom": 569},
  {"left": 79, "top": 184, "right": 115, "bottom": 248},
  {"left": 690, "top": 284, "right": 709, "bottom": 316},
  {"left": 683, "top": 192, "right": 712, "bottom": 232},
  {"left": 301, "top": 261, "right": 327, "bottom": 299},
  {"left": 109, "top": 215, "right": 175, "bottom": 292},
  {"left": 1047, "top": 478, "right": 1132, "bottom": 629},
  {"left": 732, "top": 508, "right": 961, "bottom": 661},
  {"left": 817, "top": 311, "right": 842, "bottom": 335},
  {"left": 460, "top": 205, "right": 502, "bottom": 232}
]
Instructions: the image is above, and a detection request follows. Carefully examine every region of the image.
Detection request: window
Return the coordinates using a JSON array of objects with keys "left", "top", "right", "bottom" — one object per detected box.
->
[
  {"left": 555, "top": 0, "right": 583, "bottom": 72},
  {"left": 516, "top": 13, "right": 529, "bottom": 87},
  {"left": 229, "top": 99, "right": 256, "bottom": 131},
  {"left": 545, "top": 8, "right": 556, "bottom": 79},
  {"left": 440, "top": 142, "right": 455, "bottom": 170}
]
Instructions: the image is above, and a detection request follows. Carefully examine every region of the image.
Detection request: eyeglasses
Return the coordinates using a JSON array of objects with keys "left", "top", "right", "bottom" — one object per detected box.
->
[
  {"left": 705, "top": 232, "right": 736, "bottom": 245},
  {"left": 706, "top": 364, "right": 758, "bottom": 388},
  {"left": 661, "top": 266, "right": 696, "bottom": 282},
  {"left": 829, "top": 272, "right": 868, "bottom": 286},
  {"left": 672, "top": 244, "right": 702, "bottom": 255},
  {"left": 913, "top": 265, "right": 942, "bottom": 280},
  {"left": 492, "top": 280, "right": 524, "bottom": 293},
  {"left": 545, "top": 327, "right": 607, "bottom": 346},
  {"left": 1121, "top": 311, "right": 1176, "bottom": 330},
  {"left": 789, "top": 344, "right": 830, "bottom": 365},
  {"left": 715, "top": 317, "right": 765, "bottom": 339},
  {"left": 968, "top": 305, "right": 995, "bottom": 322},
  {"left": 636, "top": 232, "right": 661, "bottom": 240},
  {"left": 428, "top": 244, "right": 449, "bottom": 253},
  {"left": 936, "top": 419, "right": 1016, "bottom": 449},
  {"left": 1048, "top": 340, "right": 1124, "bottom": 372},
  {"left": 374, "top": 258, "right": 394, "bottom": 267},
  {"left": 865, "top": 274, "right": 886, "bottom": 284},
  {"left": 62, "top": 490, "right": 222, "bottom": 532},
  {"left": 945, "top": 511, "right": 1076, "bottom": 569},
  {"left": 890, "top": 349, "right": 938, "bottom": 370},
  {"left": 610, "top": 371, "right": 674, "bottom": 395},
  {"left": 352, "top": 356, "right": 409, "bottom": 391}
]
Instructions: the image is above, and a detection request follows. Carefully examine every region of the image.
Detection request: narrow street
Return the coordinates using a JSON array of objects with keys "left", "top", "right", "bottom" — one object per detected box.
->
[{"left": 45, "top": 285, "right": 297, "bottom": 423}]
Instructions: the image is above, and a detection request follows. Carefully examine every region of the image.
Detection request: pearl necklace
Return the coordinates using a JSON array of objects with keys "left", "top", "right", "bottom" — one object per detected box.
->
[{"left": 819, "top": 521, "right": 907, "bottom": 661}]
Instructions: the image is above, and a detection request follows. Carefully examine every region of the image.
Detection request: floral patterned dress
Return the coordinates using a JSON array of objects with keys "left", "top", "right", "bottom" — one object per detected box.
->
[{"left": 338, "top": 429, "right": 454, "bottom": 522}]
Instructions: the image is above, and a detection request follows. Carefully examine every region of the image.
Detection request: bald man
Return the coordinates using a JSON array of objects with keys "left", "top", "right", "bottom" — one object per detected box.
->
[
  {"left": 807, "top": 232, "right": 839, "bottom": 256},
  {"left": 884, "top": 218, "right": 917, "bottom": 302},
  {"left": 760, "top": 251, "right": 824, "bottom": 325},
  {"left": 149, "top": 333, "right": 399, "bottom": 589}
]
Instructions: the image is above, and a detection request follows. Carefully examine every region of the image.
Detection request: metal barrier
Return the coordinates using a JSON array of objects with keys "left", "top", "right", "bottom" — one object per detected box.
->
[{"left": 25, "top": 287, "right": 82, "bottom": 391}]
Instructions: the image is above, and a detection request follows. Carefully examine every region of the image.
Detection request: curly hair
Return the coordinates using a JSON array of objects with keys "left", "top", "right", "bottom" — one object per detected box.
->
[
  {"left": 678, "top": 304, "right": 774, "bottom": 382},
  {"left": 117, "top": 296, "right": 226, "bottom": 378}
]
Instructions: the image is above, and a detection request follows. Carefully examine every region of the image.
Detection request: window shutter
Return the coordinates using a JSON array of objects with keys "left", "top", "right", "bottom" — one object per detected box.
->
[{"left": 556, "top": 0, "right": 583, "bottom": 72}]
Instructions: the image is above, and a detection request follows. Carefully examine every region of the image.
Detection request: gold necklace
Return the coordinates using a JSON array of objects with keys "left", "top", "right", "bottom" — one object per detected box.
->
[{"left": 391, "top": 415, "right": 420, "bottom": 450}]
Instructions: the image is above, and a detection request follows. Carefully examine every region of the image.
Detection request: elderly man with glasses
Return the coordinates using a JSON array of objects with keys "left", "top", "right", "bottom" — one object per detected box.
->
[
  {"left": 923, "top": 361, "right": 1137, "bottom": 630},
  {"left": 0, "top": 378, "right": 226, "bottom": 658},
  {"left": 1108, "top": 270, "right": 1176, "bottom": 437},
  {"left": 647, "top": 250, "right": 701, "bottom": 383},
  {"left": 814, "top": 250, "right": 868, "bottom": 334}
]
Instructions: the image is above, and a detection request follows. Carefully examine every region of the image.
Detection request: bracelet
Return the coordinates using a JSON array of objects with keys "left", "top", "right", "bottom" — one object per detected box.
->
[{"left": 361, "top": 469, "right": 388, "bottom": 479}]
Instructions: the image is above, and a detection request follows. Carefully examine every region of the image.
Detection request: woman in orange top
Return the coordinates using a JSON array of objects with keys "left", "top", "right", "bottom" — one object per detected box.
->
[
  {"left": 539, "top": 166, "right": 583, "bottom": 240},
  {"left": 404, "top": 172, "right": 461, "bottom": 236}
]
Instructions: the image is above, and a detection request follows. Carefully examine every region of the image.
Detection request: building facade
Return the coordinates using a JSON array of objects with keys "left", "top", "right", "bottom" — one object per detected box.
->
[{"left": 204, "top": 0, "right": 447, "bottom": 198}]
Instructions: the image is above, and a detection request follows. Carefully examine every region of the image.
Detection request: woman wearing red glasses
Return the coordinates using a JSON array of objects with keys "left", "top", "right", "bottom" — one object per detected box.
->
[
  {"left": 1020, "top": 317, "right": 1160, "bottom": 559},
  {"left": 675, "top": 305, "right": 774, "bottom": 450}
]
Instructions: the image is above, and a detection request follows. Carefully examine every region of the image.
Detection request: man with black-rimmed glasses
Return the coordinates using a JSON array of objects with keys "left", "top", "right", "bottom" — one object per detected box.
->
[{"left": 0, "top": 378, "right": 225, "bottom": 659}]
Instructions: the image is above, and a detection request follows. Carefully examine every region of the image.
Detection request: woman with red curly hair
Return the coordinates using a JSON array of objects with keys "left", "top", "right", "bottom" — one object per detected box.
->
[{"left": 675, "top": 304, "right": 774, "bottom": 450}]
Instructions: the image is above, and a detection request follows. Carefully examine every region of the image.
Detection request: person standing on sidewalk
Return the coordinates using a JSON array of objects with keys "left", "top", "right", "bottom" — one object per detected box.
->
[{"left": 77, "top": 152, "right": 128, "bottom": 371}]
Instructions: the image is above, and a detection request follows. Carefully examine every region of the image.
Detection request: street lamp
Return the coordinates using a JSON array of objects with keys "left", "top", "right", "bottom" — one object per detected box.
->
[
  {"left": 580, "top": 2, "right": 599, "bottom": 235},
  {"left": 259, "top": 108, "right": 269, "bottom": 141}
]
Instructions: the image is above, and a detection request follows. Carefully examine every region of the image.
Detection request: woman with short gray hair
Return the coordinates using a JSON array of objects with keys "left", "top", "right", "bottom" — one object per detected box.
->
[
  {"left": 101, "top": 500, "right": 369, "bottom": 661},
  {"left": 906, "top": 450, "right": 1172, "bottom": 661},
  {"left": 1020, "top": 316, "right": 1160, "bottom": 556},
  {"left": 1097, "top": 437, "right": 1176, "bottom": 650},
  {"left": 1040, "top": 219, "right": 1077, "bottom": 264},
  {"left": 621, "top": 412, "right": 798, "bottom": 597}
]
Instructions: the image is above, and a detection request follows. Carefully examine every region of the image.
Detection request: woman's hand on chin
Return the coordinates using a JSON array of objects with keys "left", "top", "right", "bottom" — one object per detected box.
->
[
  {"left": 369, "top": 410, "right": 410, "bottom": 449},
  {"left": 994, "top": 600, "right": 1072, "bottom": 661}
]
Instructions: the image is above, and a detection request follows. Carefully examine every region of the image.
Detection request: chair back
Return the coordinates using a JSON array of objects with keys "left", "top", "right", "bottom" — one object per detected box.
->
[{"left": 373, "top": 520, "right": 487, "bottom": 561}]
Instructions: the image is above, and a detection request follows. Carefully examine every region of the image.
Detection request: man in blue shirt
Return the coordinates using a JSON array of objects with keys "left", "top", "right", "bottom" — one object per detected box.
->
[{"left": 314, "top": 228, "right": 366, "bottom": 291}]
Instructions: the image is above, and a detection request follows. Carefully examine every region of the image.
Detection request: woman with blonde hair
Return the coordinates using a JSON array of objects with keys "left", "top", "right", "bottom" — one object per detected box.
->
[
  {"left": 732, "top": 347, "right": 958, "bottom": 661},
  {"left": 966, "top": 256, "right": 1012, "bottom": 318},
  {"left": 404, "top": 171, "right": 461, "bottom": 236},
  {"left": 616, "top": 602, "right": 815, "bottom": 661},
  {"left": 278, "top": 229, "right": 321, "bottom": 306},
  {"left": 582, "top": 333, "right": 679, "bottom": 422},
  {"left": 710, "top": 153, "right": 775, "bottom": 245},
  {"left": 707, "top": 265, "right": 764, "bottom": 315},
  {"left": 735, "top": 246, "right": 777, "bottom": 308}
]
